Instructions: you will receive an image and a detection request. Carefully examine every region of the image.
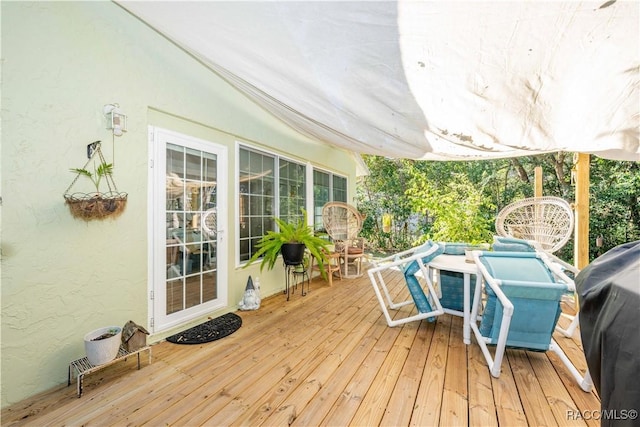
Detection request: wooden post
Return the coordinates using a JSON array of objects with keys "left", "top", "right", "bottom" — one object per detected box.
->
[
  {"left": 574, "top": 154, "right": 590, "bottom": 269},
  {"left": 534, "top": 166, "right": 543, "bottom": 198},
  {"left": 534, "top": 166, "right": 543, "bottom": 238}
]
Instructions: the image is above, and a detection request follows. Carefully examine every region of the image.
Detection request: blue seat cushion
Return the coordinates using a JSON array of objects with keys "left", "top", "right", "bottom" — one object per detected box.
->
[
  {"left": 401, "top": 240, "right": 444, "bottom": 321},
  {"left": 479, "top": 280, "right": 567, "bottom": 351},
  {"left": 403, "top": 240, "right": 444, "bottom": 276},
  {"left": 405, "top": 275, "right": 433, "bottom": 314},
  {"left": 479, "top": 252, "right": 554, "bottom": 282},
  {"left": 439, "top": 270, "right": 477, "bottom": 312},
  {"left": 441, "top": 242, "right": 470, "bottom": 255},
  {"left": 492, "top": 236, "right": 536, "bottom": 252}
]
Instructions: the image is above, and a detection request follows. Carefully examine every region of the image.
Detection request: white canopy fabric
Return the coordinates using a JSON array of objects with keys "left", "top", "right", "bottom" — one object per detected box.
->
[{"left": 119, "top": 1, "right": 639, "bottom": 161}]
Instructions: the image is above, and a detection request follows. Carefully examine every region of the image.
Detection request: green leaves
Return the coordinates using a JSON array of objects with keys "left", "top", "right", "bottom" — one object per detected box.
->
[
  {"left": 406, "top": 171, "right": 493, "bottom": 245},
  {"left": 359, "top": 153, "right": 638, "bottom": 262},
  {"left": 245, "top": 209, "right": 330, "bottom": 279},
  {"left": 70, "top": 162, "right": 114, "bottom": 193}
]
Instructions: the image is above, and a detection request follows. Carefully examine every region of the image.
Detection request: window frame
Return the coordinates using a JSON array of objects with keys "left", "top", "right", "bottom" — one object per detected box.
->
[
  {"left": 236, "top": 143, "right": 349, "bottom": 267},
  {"left": 236, "top": 143, "right": 311, "bottom": 265},
  {"left": 312, "top": 166, "right": 348, "bottom": 230}
]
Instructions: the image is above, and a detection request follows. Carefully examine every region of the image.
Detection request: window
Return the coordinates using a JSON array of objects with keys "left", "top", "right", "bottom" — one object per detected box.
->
[
  {"left": 279, "top": 158, "right": 306, "bottom": 225},
  {"left": 313, "top": 169, "right": 348, "bottom": 230},
  {"left": 238, "top": 146, "right": 306, "bottom": 262},
  {"left": 333, "top": 174, "right": 347, "bottom": 203}
]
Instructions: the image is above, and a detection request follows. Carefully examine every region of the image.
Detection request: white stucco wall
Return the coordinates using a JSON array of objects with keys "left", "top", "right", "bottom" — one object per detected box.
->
[{"left": 1, "top": 1, "right": 356, "bottom": 407}]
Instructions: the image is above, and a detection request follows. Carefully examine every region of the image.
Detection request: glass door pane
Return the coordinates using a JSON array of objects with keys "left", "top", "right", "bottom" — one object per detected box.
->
[{"left": 165, "top": 145, "right": 217, "bottom": 315}]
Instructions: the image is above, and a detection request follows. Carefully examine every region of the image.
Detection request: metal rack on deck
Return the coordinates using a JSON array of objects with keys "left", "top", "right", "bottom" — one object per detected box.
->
[{"left": 68, "top": 345, "right": 152, "bottom": 397}]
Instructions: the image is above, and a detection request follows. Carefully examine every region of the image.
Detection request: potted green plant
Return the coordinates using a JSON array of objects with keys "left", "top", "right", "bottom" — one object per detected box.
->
[
  {"left": 245, "top": 209, "right": 330, "bottom": 279},
  {"left": 64, "top": 157, "right": 127, "bottom": 221}
]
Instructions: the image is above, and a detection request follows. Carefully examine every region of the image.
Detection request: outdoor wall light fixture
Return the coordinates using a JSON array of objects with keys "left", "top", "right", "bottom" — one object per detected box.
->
[{"left": 103, "top": 103, "right": 127, "bottom": 136}]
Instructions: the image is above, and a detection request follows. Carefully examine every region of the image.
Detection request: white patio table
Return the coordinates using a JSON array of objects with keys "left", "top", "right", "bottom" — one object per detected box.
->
[{"left": 428, "top": 254, "right": 479, "bottom": 345}]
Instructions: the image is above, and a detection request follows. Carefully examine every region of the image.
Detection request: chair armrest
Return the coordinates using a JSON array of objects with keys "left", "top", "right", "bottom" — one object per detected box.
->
[
  {"left": 369, "top": 244, "right": 441, "bottom": 273},
  {"left": 373, "top": 246, "right": 422, "bottom": 265},
  {"left": 537, "top": 252, "right": 577, "bottom": 292}
]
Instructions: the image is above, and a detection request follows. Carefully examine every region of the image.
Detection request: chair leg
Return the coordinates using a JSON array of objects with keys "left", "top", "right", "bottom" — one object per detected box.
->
[
  {"left": 549, "top": 339, "right": 593, "bottom": 392},
  {"left": 469, "top": 290, "right": 513, "bottom": 379},
  {"left": 556, "top": 313, "right": 580, "bottom": 338}
]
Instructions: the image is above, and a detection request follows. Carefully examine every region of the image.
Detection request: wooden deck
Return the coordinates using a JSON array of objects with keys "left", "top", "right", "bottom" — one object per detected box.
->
[{"left": 2, "top": 268, "right": 600, "bottom": 426}]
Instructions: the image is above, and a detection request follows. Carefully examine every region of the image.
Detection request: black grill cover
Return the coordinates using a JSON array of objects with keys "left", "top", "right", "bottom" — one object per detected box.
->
[{"left": 576, "top": 240, "right": 640, "bottom": 426}]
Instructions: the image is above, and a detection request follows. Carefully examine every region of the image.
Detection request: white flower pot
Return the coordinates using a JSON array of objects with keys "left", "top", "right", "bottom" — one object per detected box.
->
[{"left": 84, "top": 326, "right": 122, "bottom": 366}]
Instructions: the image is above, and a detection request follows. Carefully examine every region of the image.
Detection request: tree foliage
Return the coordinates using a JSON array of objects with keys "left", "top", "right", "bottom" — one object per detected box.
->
[
  {"left": 357, "top": 153, "right": 639, "bottom": 263},
  {"left": 405, "top": 170, "right": 494, "bottom": 244}
]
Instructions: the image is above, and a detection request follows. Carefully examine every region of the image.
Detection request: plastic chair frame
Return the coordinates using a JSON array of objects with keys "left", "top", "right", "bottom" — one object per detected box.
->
[
  {"left": 368, "top": 244, "right": 445, "bottom": 327},
  {"left": 501, "top": 238, "right": 581, "bottom": 338},
  {"left": 469, "top": 250, "right": 592, "bottom": 392},
  {"left": 542, "top": 248, "right": 582, "bottom": 338}
]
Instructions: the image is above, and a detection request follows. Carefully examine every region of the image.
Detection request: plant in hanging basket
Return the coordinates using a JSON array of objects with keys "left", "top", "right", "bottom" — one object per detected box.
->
[
  {"left": 64, "top": 191, "right": 128, "bottom": 221},
  {"left": 70, "top": 162, "right": 114, "bottom": 193},
  {"left": 64, "top": 153, "right": 128, "bottom": 221}
]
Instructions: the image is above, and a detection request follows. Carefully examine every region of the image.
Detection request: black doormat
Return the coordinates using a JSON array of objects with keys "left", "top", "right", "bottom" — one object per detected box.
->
[{"left": 166, "top": 313, "right": 242, "bottom": 345}]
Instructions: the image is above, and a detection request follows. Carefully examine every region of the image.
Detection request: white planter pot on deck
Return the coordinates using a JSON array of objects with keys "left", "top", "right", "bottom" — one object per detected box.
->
[{"left": 84, "top": 326, "right": 122, "bottom": 366}]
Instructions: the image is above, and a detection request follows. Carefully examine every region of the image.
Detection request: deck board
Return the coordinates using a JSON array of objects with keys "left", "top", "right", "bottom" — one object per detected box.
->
[
  {"left": 509, "top": 349, "right": 557, "bottom": 426},
  {"left": 2, "top": 268, "right": 600, "bottom": 426},
  {"left": 491, "top": 351, "right": 528, "bottom": 426},
  {"left": 379, "top": 317, "right": 435, "bottom": 427},
  {"left": 467, "top": 339, "right": 499, "bottom": 426},
  {"left": 440, "top": 316, "right": 469, "bottom": 426},
  {"left": 409, "top": 315, "right": 450, "bottom": 426}
]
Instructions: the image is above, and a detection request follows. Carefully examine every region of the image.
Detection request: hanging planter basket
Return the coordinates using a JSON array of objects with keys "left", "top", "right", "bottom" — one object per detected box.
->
[
  {"left": 63, "top": 142, "right": 128, "bottom": 221},
  {"left": 64, "top": 191, "right": 128, "bottom": 221}
]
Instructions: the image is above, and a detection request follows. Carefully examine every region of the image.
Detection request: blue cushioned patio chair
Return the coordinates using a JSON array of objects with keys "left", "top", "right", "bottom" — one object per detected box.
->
[
  {"left": 492, "top": 236, "right": 581, "bottom": 338},
  {"left": 368, "top": 241, "right": 445, "bottom": 327},
  {"left": 470, "top": 250, "right": 592, "bottom": 392}
]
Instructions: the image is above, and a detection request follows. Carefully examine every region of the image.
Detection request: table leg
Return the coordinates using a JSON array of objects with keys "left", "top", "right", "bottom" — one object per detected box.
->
[{"left": 463, "top": 273, "right": 470, "bottom": 345}]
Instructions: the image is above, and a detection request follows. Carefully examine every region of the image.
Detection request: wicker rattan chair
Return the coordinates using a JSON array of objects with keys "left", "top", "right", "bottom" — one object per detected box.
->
[
  {"left": 495, "top": 196, "right": 574, "bottom": 254},
  {"left": 322, "top": 202, "right": 365, "bottom": 278}
]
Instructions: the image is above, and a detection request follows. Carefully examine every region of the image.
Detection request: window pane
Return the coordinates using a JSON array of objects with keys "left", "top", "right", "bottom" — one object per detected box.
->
[
  {"left": 166, "top": 279, "right": 184, "bottom": 314},
  {"left": 202, "top": 271, "right": 217, "bottom": 303},
  {"left": 185, "top": 148, "right": 202, "bottom": 181},
  {"left": 333, "top": 175, "right": 347, "bottom": 202},
  {"left": 312, "top": 170, "right": 348, "bottom": 230},
  {"left": 314, "top": 170, "right": 330, "bottom": 230},
  {"left": 239, "top": 147, "right": 275, "bottom": 260},
  {"left": 185, "top": 275, "right": 201, "bottom": 309},
  {"left": 279, "top": 158, "right": 306, "bottom": 224}
]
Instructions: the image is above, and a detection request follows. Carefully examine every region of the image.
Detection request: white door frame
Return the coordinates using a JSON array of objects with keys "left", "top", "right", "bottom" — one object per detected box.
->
[{"left": 148, "top": 126, "right": 228, "bottom": 333}]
